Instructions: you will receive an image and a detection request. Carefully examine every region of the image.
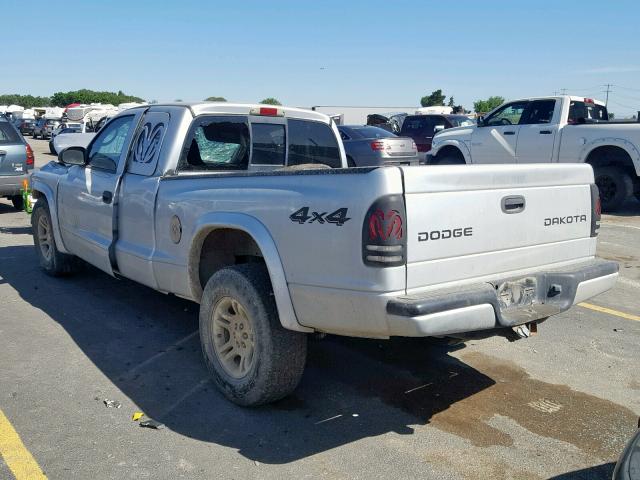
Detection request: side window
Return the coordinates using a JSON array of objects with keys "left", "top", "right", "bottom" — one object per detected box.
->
[
  {"left": 431, "top": 116, "right": 446, "bottom": 135},
  {"left": 522, "top": 100, "right": 556, "bottom": 124},
  {"left": 127, "top": 112, "right": 169, "bottom": 176},
  {"left": 485, "top": 102, "right": 528, "bottom": 126},
  {"left": 288, "top": 119, "right": 341, "bottom": 168},
  {"left": 88, "top": 115, "right": 135, "bottom": 172},
  {"left": 180, "top": 116, "right": 249, "bottom": 171},
  {"left": 251, "top": 123, "right": 285, "bottom": 166}
]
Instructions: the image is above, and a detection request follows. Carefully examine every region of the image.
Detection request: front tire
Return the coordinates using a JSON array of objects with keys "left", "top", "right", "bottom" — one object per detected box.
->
[
  {"left": 594, "top": 166, "right": 633, "bottom": 212},
  {"left": 31, "top": 201, "right": 80, "bottom": 276},
  {"left": 433, "top": 156, "right": 465, "bottom": 165},
  {"left": 49, "top": 142, "right": 56, "bottom": 154},
  {"left": 199, "top": 264, "right": 307, "bottom": 406},
  {"left": 11, "top": 195, "right": 24, "bottom": 211}
]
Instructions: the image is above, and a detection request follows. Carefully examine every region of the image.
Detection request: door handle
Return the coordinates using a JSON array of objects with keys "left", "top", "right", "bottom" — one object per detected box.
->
[
  {"left": 539, "top": 130, "right": 552, "bottom": 134},
  {"left": 503, "top": 131, "right": 516, "bottom": 135},
  {"left": 501, "top": 195, "right": 526, "bottom": 214},
  {"left": 102, "top": 191, "right": 113, "bottom": 204}
]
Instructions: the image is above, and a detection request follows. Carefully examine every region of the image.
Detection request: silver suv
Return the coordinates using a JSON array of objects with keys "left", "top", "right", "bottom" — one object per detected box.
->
[
  {"left": 32, "top": 118, "right": 60, "bottom": 139},
  {"left": 0, "top": 116, "right": 33, "bottom": 210}
]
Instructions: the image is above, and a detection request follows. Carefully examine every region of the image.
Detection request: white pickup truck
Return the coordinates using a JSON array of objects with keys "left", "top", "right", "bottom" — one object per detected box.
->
[
  {"left": 428, "top": 96, "right": 640, "bottom": 211},
  {"left": 30, "top": 102, "right": 617, "bottom": 406}
]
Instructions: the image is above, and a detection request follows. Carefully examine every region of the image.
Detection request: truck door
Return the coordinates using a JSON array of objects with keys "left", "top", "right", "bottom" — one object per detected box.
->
[
  {"left": 57, "top": 112, "right": 142, "bottom": 275},
  {"left": 471, "top": 101, "right": 528, "bottom": 163},
  {"left": 516, "top": 99, "right": 558, "bottom": 163}
]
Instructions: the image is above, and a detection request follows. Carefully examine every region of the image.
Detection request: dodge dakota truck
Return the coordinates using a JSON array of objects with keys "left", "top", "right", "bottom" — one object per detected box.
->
[
  {"left": 30, "top": 102, "right": 618, "bottom": 406},
  {"left": 428, "top": 96, "right": 640, "bottom": 211}
]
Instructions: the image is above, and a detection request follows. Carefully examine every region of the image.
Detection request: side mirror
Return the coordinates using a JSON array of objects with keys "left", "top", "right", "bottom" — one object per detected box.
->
[
  {"left": 434, "top": 125, "right": 446, "bottom": 134},
  {"left": 59, "top": 146, "right": 87, "bottom": 166},
  {"left": 477, "top": 116, "right": 485, "bottom": 127}
]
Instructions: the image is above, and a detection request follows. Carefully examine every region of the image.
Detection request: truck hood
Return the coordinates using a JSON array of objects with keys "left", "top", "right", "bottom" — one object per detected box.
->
[{"left": 434, "top": 125, "right": 474, "bottom": 142}]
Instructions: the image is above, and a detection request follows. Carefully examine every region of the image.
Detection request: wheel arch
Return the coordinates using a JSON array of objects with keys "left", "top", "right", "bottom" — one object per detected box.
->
[
  {"left": 30, "top": 179, "right": 70, "bottom": 254},
  {"left": 431, "top": 140, "right": 471, "bottom": 164},
  {"left": 582, "top": 140, "right": 640, "bottom": 177},
  {"left": 187, "top": 212, "right": 312, "bottom": 333}
]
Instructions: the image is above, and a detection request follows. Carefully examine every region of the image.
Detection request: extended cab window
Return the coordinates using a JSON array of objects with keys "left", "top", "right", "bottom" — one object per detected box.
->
[
  {"left": 287, "top": 119, "right": 341, "bottom": 168},
  {"left": 182, "top": 116, "right": 250, "bottom": 171},
  {"left": 522, "top": 100, "right": 556, "bottom": 124},
  {"left": 88, "top": 115, "right": 134, "bottom": 172},
  {"left": 251, "top": 123, "right": 285, "bottom": 165},
  {"left": 485, "top": 102, "right": 528, "bottom": 126},
  {"left": 568, "top": 101, "right": 609, "bottom": 124}
]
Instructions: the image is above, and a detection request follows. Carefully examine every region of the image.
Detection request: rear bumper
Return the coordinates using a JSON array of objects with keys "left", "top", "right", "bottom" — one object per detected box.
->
[
  {"left": 386, "top": 259, "right": 618, "bottom": 337},
  {"left": 0, "top": 174, "right": 29, "bottom": 196}
]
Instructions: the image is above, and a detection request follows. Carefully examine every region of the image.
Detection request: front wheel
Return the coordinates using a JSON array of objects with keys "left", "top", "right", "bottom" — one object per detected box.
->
[
  {"left": 49, "top": 142, "right": 56, "bottom": 154},
  {"left": 31, "top": 201, "right": 80, "bottom": 276},
  {"left": 199, "top": 264, "right": 307, "bottom": 406},
  {"left": 434, "top": 156, "right": 465, "bottom": 165},
  {"left": 594, "top": 166, "right": 633, "bottom": 212}
]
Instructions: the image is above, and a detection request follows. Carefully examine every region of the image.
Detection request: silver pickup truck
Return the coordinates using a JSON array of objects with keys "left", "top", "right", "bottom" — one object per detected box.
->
[{"left": 30, "top": 102, "right": 618, "bottom": 406}]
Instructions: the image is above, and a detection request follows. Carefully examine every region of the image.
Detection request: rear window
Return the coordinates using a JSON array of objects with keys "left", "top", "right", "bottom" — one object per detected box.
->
[
  {"left": 182, "top": 116, "right": 250, "bottom": 170},
  {"left": 0, "top": 123, "right": 21, "bottom": 144},
  {"left": 288, "top": 119, "right": 341, "bottom": 168},
  {"left": 344, "top": 126, "right": 396, "bottom": 139},
  {"left": 568, "top": 101, "right": 609, "bottom": 123},
  {"left": 251, "top": 123, "right": 285, "bottom": 165},
  {"left": 448, "top": 116, "right": 476, "bottom": 127}
]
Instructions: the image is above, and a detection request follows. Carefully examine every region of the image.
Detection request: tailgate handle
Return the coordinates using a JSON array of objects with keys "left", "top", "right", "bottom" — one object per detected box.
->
[
  {"left": 503, "top": 131, "right": 516, "bottom": 135},
  {"left": 539, "top": 130, "right": 552, "bottom": 134},
  {"left": 502, "top": 195, "right": 526, "bottom": 214}
]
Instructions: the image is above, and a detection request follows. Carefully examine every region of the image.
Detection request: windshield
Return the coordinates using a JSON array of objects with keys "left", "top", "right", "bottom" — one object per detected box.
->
[{"left": 448, "top": 116, "right": 476, "bottom": 127}]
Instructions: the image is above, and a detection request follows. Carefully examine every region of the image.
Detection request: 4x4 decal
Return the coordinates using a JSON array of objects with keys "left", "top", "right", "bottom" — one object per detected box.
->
[{"left": 290, "top": 207, "right": 350, "bottom": 226}]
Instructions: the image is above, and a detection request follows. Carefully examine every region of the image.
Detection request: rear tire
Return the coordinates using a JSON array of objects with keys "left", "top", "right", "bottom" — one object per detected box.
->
[
  {"left": 199, "top": 263, "right": 307, "bottom": 406},
  {"left": 31, "top": 201, "right": 80, "bottom": 276},
  {"left": 594, "top": 166, "right": 633, "bottom": 212},
  {"left": 11, "top": 195, "right": 24, "bottom": 211}
]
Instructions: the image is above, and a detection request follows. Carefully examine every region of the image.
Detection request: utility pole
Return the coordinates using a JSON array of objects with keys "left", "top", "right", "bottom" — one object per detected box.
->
[
  {"left": 560, "top": 88, "right": 567, "bottom": 95},
  {"left": 603, "top": 84, "right": 612, "bottom": 106}
]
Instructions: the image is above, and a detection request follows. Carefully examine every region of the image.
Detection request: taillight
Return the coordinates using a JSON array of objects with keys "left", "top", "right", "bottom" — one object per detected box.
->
[
  {"left": 362, "top": 195, "right": 406, "bottom": 266},
  {"left": 249, "top": 106, "right": 284, "bottom": 117},
  {"left": 26, "top": 145, "right": 34, "bottom": 166},
  {"left": 416, "top": 144, "right": 429, "bottom": 152},
  {"left": 370, "top": 140, "right": 388, "bottom": 151},
  {"left": 590, "top": 183, "right": 601, "bottom": 237}
]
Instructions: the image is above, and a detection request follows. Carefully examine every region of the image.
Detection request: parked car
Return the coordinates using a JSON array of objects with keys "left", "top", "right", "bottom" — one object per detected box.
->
[
  {"left": 338, "top": 125, "right": 418, "bottom": 166},
  {"left": 428, "top": 95, "right": 640, "bottom": 210},
  {"left": 33, "top": 118, "right": 61, "bottom": 139},
  {"left": 49, "top": 127, "right": 86, "bottom": 154},
  {"left": 17, "top": 118, "right": 35, "bottom": 135},
  {"left": 31, "top": 102, "right": 616, "bottom": 407},
  {"left": 0, "top": 116, "right": 34, "bottom": 210},
  {"left": 399, "top": 114, "right": 476, "bottom": 156},
  {"left": 51, "top": 122, "right": 84, "bottom": 140},
  {"left": 366, "top": 112, "right": 407, "bottom": 134},
  {"left": 613, "top": 418, "right": 640, "bottom": 479}
]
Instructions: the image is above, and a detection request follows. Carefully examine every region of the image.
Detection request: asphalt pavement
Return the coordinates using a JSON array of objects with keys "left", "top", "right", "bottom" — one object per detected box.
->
[{"left": 0, "top": 139, "right": 638, "bottom": 479}]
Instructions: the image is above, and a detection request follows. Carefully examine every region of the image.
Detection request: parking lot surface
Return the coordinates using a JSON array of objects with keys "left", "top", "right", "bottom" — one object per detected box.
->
[{"left": 0, "top": 139, "right": 639, "bottom": 479}]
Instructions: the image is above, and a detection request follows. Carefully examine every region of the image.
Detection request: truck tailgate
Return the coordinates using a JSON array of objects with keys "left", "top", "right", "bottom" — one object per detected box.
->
[{"left": 401, "top": 164, "right": 597, "bottom": 291}]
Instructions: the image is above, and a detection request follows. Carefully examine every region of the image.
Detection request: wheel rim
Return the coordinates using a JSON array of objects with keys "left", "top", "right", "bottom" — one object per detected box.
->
[
  {"left": 211, "top": 296, "right": 255, "bottom": 379},
  {"left": 37, "top": 214, "right": 53, "bottom": 262},
  {"left": 597, "top": 175, "right": 617, "bottom": 203}
]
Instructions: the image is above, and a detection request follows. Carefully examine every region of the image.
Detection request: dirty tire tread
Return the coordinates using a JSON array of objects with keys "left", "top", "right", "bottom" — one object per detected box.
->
[
  {"left": 31, "top": 201, "right": 81, "bottom": 276},
  {"left": 594, "top": 166, "right": 633, "bottom": 212},
  {"left": 199, "top": 264, "right": 307, "bottom": 406}
]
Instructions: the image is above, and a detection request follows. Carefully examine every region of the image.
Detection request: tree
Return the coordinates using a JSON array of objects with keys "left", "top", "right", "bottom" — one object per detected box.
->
[
  {"left": 49, "top": 89, "right": 145, "bottom": 107},
  {"left": 608, "top": 112, "right": 615, "bottom": 120},
  {"left": 473, "top": 96, "right": 505, "bottom": 114},
  {"left": 0, "top": 94, "right": 51, "bottom": 108},
  {"left": 447, "top": 96, "right": 455, "bottom": 107},
  {"left": 420, "top": 89, "right": 446, "bottom": 107},
  {"left": 205, "top": 96, "right": 227, "bottom": 102},
  {"left": 260, "top": 97, "right": 282, "bottom": 105}
]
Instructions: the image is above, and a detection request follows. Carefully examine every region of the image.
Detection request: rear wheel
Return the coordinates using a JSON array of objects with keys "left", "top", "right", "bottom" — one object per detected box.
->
[
  {"left": 199, "top": 263, "right": 307, "bottom": 406},
  {"left": 31, "top": 201, "right": 80, "bottom": 276},
  {"left": 11, "top": 195, "right": 24, "bottom": 211},
  {"left": 594, "top": 166, "right": 633, "bottom": 212},
  {"left": 434, "top": 156, "right": 465, "bottom": 165}
]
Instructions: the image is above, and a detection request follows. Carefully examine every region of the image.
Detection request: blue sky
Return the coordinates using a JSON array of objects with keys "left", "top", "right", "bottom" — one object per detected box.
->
[{"left": 4, "top": 0, "right": 640, "bottom": 116}]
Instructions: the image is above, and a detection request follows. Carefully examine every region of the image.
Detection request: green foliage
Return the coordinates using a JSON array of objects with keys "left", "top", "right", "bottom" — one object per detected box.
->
[
  {"left": 473, "top": 96, "right": 505, "bottom": 114},
  {"left": 259, "top": 97, "right": 282, "bottom": 106},
  {"left": 0, "top": 94, "right": 51, "bottom": 108},
  {"left": 447, "top": 96, "right": 455, "bottom": 107},
  {"left": 420, "top": 89, "right": 446, "bottom": 107},
  {"left": 205, "top": 96, "right": 227, "bottom": 102},
  {"left": 49, "top": 89, "right": 145, "bottom": 107},
  {"left": 608, "top": 112, "right": 615, "bottom": 120}
]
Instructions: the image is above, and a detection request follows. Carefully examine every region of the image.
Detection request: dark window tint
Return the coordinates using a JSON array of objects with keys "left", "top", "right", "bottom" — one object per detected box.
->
[
  {"left": 400, "top": 116, "right": 445, "bottom": 137},
  {"left": 0, "top": 123, "right": 21, "bottom": 144},
  {"left": 251, "top": 123, "right": 285, "bottom": 165},
  {"left": 523, "top": 100, "right": 556, "bottom": 124},
  {"left": 182, "top": 116, "right": 250, "bottom": 170},
  {"left": 346, "top": 126, "right": 396, "bottom": 139},
  {"left": 288, "top": 119, "right": 341, "bottom": 168},
  {"left": 88, "top": 115, "right": 134, "bottom": 172},
  {"left": 568, "top": 101, "right": 609, "bottom": 123}
]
